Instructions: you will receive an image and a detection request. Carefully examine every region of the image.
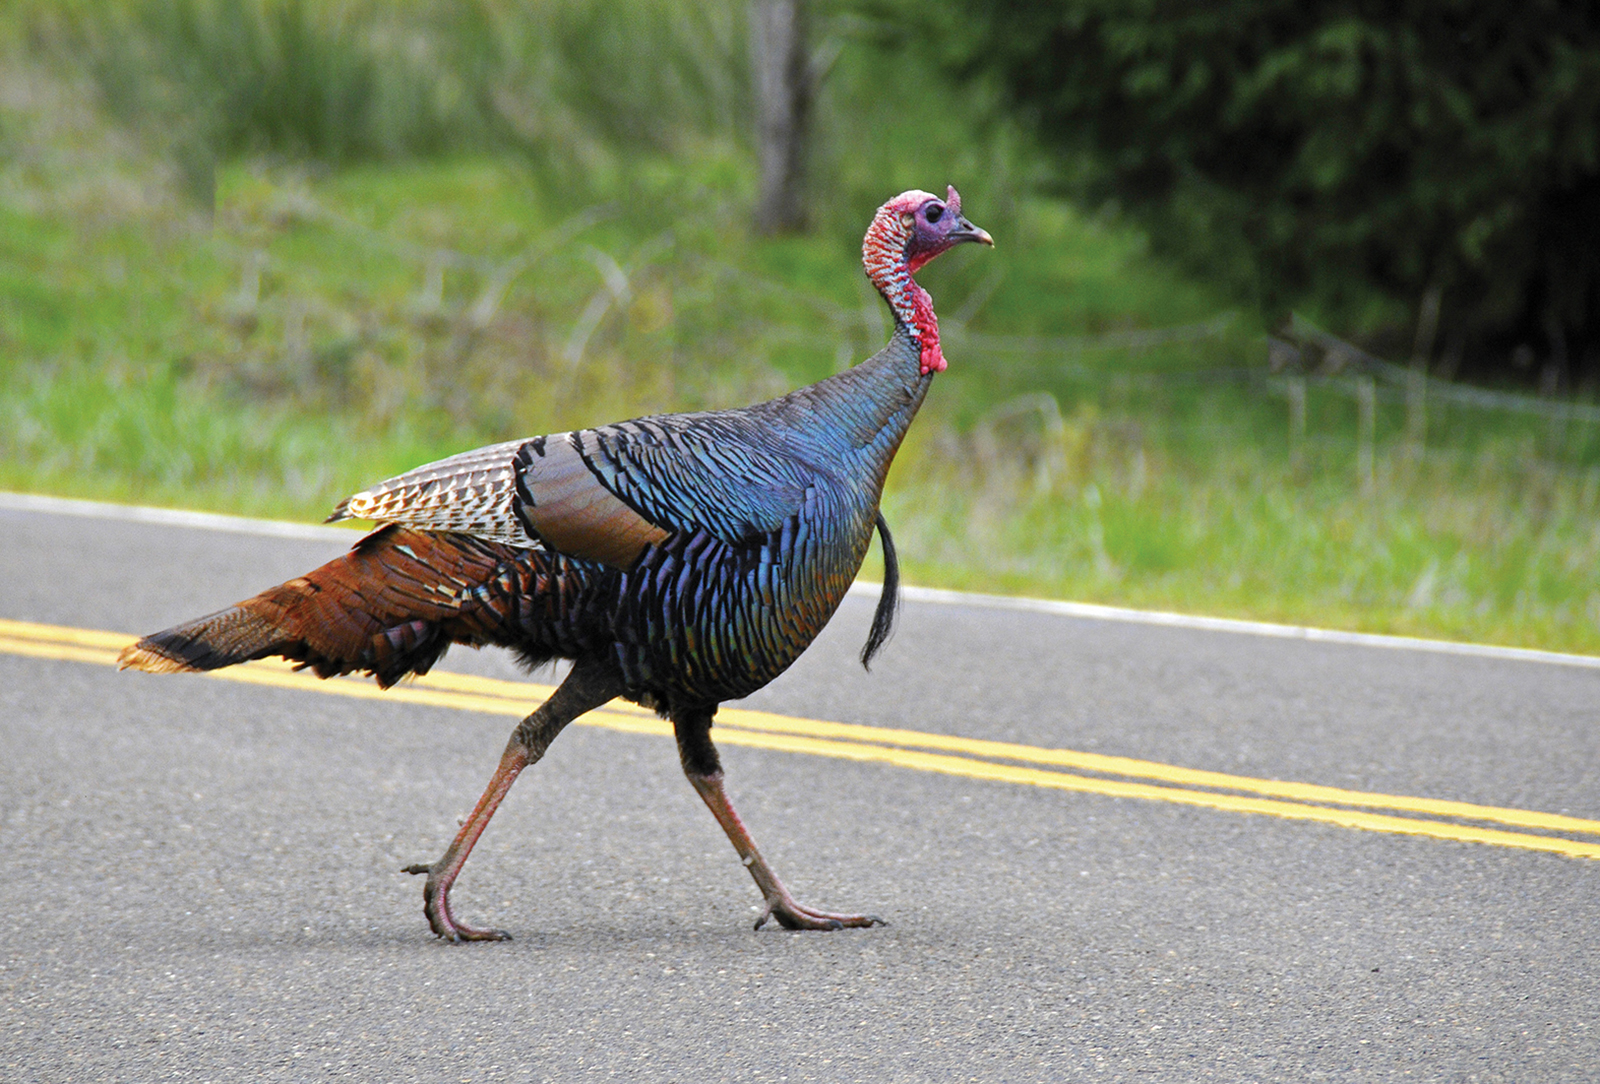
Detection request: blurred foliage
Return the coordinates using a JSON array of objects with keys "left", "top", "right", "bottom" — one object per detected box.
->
[
  {"left": 5, "top": 0, "right": 1600, "bottom": 651},
  {"left": 14, "top": 0, "right": 1036, "bottom": 233},
  {"left": 24, "top": 0, "right": 748, "bottom": 189},
  {"left": 928, "top": 0, "right": 1600, "bottom": 384}
]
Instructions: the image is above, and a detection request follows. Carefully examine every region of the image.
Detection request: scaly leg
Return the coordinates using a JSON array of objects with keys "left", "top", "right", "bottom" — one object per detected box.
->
[
  {"left": 674, "top": 707, "right": 884, "bottom": 931},
  {"left": 403, "top": 659, "right": 624, "bottom": 942}
]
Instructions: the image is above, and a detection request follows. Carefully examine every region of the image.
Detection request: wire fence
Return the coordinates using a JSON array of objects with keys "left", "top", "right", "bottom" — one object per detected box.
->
[
  {"left": 1277, "top": 313, "right": 1600, "bottom": 425},
  {"left": 211, "top": 185, "right": 1600, "bottom": 488}
]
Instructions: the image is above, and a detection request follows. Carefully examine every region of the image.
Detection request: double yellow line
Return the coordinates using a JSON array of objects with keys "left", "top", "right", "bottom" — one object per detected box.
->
[{"left": 5, "top": 616, "right": 1600, "bottom": 860}]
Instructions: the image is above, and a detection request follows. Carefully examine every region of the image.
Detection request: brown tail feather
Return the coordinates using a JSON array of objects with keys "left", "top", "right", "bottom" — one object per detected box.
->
[
  {"left": 117, "top": 602, "right": 300, "bottom": 674},
  {"left": 117, "top": 527, "right": 520, "bottom": 688}
]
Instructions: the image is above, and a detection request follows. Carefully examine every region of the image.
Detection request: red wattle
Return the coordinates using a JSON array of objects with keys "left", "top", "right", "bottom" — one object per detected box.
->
[{"left": 910, "top": 282, "right": 944, "bottom": 375}]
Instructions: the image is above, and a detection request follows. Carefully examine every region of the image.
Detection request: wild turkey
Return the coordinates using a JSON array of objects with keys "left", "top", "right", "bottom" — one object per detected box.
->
[{"left": 119, "top": 187, "right": 992, "bottom": 941}]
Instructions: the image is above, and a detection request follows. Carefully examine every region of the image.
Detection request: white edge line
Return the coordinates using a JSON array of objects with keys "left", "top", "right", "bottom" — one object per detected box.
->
[
  {"left": 6, "top": 490, "right": 1597, "bottom": 671},
  {"left": 0, "top": 491, "right": 355, "bottom": 542},
  {"left": 846, "top": 582, "right": 1600, "bottom": 670}
]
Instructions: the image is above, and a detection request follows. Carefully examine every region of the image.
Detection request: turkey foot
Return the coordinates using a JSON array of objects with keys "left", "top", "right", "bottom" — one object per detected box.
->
[
  {"left": 396, "top": 664, "right": 624, "bottom": 940},
  {"left": 400, "top": 741, "right": 533, "bottom": 943},
  {"left": 685, "top": 765, "right": 884, "bottom": 933},
  {"left": 403, "top": 862, "right": 511, "bottom": 942},
  {"left": 757, "top": 892, "right": 885, "bottom": 932}
]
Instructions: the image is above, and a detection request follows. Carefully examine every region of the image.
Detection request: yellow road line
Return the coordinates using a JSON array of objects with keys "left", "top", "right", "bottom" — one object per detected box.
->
[
  {"left": 706, "top": 727, "right": 1600, "bottom": 860},
  {"left": 0, "top": 619, "right": 135, "bottom": 651},
  {"left": 4, "top": 618, "right": 1598, "bottom": 858}
]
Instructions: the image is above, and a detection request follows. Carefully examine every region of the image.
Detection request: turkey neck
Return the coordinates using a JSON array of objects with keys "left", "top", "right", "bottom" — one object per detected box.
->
[{"left": 752, "top": 323, "right": 931, "bottom": 498}]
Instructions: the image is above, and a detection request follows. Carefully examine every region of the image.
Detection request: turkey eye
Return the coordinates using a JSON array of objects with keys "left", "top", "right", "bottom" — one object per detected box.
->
[{"left": 925, "top": 203, "right": 945, "bottom": 223}]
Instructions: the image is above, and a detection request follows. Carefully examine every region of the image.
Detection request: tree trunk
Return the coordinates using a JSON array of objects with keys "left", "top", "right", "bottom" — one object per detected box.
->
[{"left": 750, "top": 0, "right": 811, "bottom": 234}]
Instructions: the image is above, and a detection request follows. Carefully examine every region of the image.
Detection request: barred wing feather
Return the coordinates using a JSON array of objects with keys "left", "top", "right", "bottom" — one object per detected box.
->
[
  {"left": 328, "top": 439, "right": 534, "bottom": 545},
  {"left": 328, "top": 416, "right": 817, "bottom": 569}
]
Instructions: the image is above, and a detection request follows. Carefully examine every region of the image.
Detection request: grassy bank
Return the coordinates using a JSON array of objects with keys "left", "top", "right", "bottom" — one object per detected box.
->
[{"left": 3, "top": 6, "right": 1599, "bottom": 654}]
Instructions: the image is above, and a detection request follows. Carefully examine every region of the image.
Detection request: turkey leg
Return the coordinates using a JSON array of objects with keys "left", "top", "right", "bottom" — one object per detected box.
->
[
  {"left": 404, "top": 659, "right": 624, "bottom": 942},
  {"left": 675, "top": 708, "right": 884, "bottom": 931}
]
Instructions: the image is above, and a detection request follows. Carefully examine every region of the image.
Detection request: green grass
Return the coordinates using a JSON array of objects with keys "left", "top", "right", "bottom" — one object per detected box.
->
[{"left": 3, "top": 5, "right": 1599, "bottom": 655}]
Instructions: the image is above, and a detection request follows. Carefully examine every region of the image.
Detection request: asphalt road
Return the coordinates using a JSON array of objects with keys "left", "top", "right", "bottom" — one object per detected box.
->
[{"left": 3, "top": 497, "right": 1598, "bottom": 1082}]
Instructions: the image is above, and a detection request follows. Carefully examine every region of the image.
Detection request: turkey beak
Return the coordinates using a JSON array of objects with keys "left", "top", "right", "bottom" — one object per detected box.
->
[{"left": 950, "top": 217, "right": 994, "bottom": 247}]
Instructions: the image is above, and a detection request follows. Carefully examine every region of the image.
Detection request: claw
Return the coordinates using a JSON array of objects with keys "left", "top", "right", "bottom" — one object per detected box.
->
[
  {"left": 403, "top": 861, "right": 511, "bottom": 940},
  {"left": 421, "top": 875, "right": 513, "bottom": 942},
  {"left": 757, "top": 893, "right": 884, "bottom": 931}
]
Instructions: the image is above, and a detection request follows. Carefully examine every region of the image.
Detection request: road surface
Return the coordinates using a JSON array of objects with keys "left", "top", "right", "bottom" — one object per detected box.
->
[{"left": 2, "top": 495, "right": 1597, "bottom": 1081}]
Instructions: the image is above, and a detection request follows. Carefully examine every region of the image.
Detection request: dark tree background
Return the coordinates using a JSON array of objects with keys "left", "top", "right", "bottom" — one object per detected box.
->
[
  {"left": 935, "top": 0, "right": 1600, "bottom": 385},
  {"left": 751, "top": 0, "right": 813, "bottom": 234}
]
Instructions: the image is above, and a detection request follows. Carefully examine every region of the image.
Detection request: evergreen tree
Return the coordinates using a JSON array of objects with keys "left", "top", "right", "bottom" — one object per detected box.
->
[{"left": 939, "top": 0, "right": 1600, "bottom": 382}]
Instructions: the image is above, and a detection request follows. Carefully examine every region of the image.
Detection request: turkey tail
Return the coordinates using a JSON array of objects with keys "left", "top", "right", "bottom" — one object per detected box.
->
[
  {"left": 118, "top": 604, "right": 305, "bottom": 675},
  {"left": 860, "top": 511, "right": 900, "bottom": 671},
  {"left": 117, "top": 526, "right": 516, "bottom": 688}
]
